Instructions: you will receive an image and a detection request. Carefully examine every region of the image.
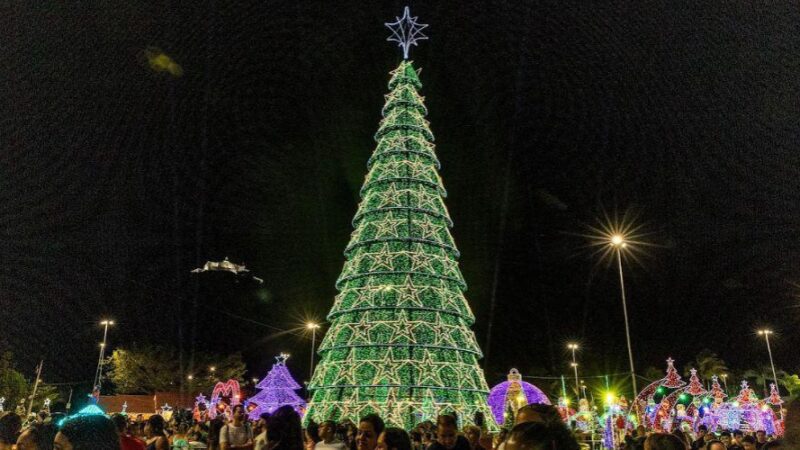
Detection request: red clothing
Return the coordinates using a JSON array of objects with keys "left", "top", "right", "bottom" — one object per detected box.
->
[{"left": 120, "top": 434, "right": 147, "bottom": 450}]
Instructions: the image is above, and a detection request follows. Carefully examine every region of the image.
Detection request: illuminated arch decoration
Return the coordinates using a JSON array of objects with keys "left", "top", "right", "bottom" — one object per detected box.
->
[{"left": 487, "top": 369, "right": 550, "bottom": 426}]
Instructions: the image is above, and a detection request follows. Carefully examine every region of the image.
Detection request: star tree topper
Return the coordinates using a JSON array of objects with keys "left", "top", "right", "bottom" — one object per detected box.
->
[{"left": 385, "top": 6, "right": 428, "bottom": 59}]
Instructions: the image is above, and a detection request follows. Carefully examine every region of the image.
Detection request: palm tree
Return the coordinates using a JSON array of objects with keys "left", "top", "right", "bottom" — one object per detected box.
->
[
  {"left": 741, "top": 367, "right": 787, "bottom": 398},
  {"left": 683, "top": 349, "right": 729, "bottom": 381}
]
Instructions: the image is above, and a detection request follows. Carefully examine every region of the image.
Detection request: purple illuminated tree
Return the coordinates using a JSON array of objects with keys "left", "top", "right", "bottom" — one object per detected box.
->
[{"left": 248, "top": 354, "right": 306, "bottom": 420}]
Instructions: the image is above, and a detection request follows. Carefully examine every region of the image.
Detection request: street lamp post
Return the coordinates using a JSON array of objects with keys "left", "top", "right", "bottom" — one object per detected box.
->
[
  {"left": 93, "top": 320, "right": 114, "bottom": 391},
  {"left": 758, "top": 329, "right": 782, "bottom": 419},
  {"left": 307, "top": 323, "right": 321, "bottom": 382},
  {"left": 610, "top": 235, "right": 638, "bottom": 400},
  {"left": 567, "top": 343, "right": 580, "bottom": 400}
]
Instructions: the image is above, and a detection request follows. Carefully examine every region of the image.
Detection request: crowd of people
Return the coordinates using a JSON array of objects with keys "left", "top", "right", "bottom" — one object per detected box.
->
[{"left": 0, "top": 399, "right": 796, "bottom": 450}]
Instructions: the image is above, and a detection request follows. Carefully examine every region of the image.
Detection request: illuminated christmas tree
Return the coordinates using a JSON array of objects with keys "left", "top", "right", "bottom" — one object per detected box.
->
[
  {"left": 685, "top": 369, "right": 707, "bottom": 396},
  {"left": 710, "top": 376, "right": 727, "bottom": 403},
  {"left": 247, "top": 354, "right": 306, "bottom": 420},
  {"left": 305, "top": 8, "right": 495, "bottom": 430},
  {"left": 768, "top": 383, "right": 783, "bottom": 406},
  {"left": 737, "top": 380, "right": 755, "bottom": 405},
  {"left": 662, "top": 358, "right": 685, "bottom": 389}
]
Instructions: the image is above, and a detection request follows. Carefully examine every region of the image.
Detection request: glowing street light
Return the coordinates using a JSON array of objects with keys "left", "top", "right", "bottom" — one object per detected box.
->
[
  {"left": 567, "top": 343, "right": 581, "bottom": 400},
  {"left": 187, "top": 374, "right": 194, "bottom": 381},
  {"left": 608, "top": 232, "right": 638, "bottom": 399},
  {"left": 757, "top": 329, "right": 782, "bottom": 419},
  {"left": 307, "top": 322, "right": 321, "bottom": 381},
  {"left": 93, "top": 319, "right": 115, "bottom": 392}
]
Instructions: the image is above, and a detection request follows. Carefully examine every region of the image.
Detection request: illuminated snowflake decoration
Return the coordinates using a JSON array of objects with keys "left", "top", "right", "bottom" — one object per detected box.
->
[{"left": 385, "top": 7, "right": 428, "bottom": 59}]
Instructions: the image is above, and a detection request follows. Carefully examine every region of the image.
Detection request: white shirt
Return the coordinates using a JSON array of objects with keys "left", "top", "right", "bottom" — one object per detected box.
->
[
  {"left": 315, "top": 441, "right": 347, "bottom": 450},
  {"left": 220, "top": 423, "right": 254, "bottom": 446},
  {"left": 254, "top": 431, "right": 268, "bottom": 450}
]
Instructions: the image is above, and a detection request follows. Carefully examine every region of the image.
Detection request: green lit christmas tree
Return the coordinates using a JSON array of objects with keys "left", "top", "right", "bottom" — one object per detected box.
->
[{"left": 305, "top": 8, "right": 495, "bottom": 430}]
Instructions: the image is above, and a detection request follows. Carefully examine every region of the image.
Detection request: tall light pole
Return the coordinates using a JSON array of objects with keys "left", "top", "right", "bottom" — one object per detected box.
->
[
  {"left": 567, "top": 343, "right": 581, "bottom": 399},
  {"left": 93, "top": 320, "right": 114, "bottom": 391},
  {"left": 307, "top": 322, "right": 321, "bottom": 381},
  {"left": 610, "top": 235, "right": 638, "bottom": 399},
  {"left": 758, "top": 329, "right": 782, "bottom": 419}
]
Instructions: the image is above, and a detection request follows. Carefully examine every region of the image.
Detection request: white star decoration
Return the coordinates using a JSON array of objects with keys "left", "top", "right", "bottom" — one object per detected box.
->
[{"left": 385, "top": 6, "right": 429, "bottom": 59}]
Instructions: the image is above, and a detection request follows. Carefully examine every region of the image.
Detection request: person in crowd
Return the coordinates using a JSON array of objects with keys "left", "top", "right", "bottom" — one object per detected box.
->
[
  {"left": 730, "top": 431, "right": 744, "bottom": 450},
  {"left": 356, "top": 414, "right": 385, "bottom": 450},
  {"left": 254, "top": 413, "right": 270, "bottom": 450},
  {"left": 316, "top": 420, "right": 346, "bottom": 450},
  {"left": 188, "top": 421, "right": 209, "bottom": 446},
  {"left": 624, "top": 425, "right": 647, "bottom": 450},
  {"left": 691, "top": 426, "right": 708, "bottom": 450},
  {"left": 643, "top": 434, "right": 686, "bottom": 450},
  {"left": 742, "top": 435, "right": 757, "bottom": 450},
  {"left": 15, "top": 422, "right": 57, "bottom": 450},
  {"left": 266, "top": 405, "right": 303, "bottom": 450},
  {"left": 761, "top": 442, "right": 782, "bottom": 449},
  {"left": 409, "top": 431, "right": 423, "bottom": 450},
  {"left": 306, "top": 421, "right": 321, "bottom": 450},
  {"left": 54, "top": 415, "right": 120, "bottom": 450},
  {"left": 502, "top": 420, "right": 580, "bottom": 450},
  {"left": 143, "top": 415, "right": 169, "bottom": 450},
  {"left": 427, "top": 415, "right": 469, "bottom": 450},
  {"left": 377, "top": 428, "right": 411, "bottom": 450},
  {"left": 220, "top": 404, "right": 254, "bottom": 450},
  {"left": 209, "top": 416, "right": 226, "bottom": 450},
  {"left": 514, "top": 404, "right": 562, "bottom": 427},
  {"left": 755, "top": 431, "right": 767, "bottom": 450},
  {"left": 462, "top": 425, "right": 483, "bottom": 450},
  {"left": 111, "top": 413, "right": 145, "bottom": 450},
  {"left": 705, "top": 440, "right": 725, "bottom": 450},
  {"left": 718, "top": 432, "right": 732, "bottom": 448},
  {"left": 671, "top": 427, "right": 691, "bottom": 449},
  {"left": 0, "top": 412, "right": 22, "bottom": 450},
  {"left": 171, "top": 423, "right": 190, "bottom": 449}
]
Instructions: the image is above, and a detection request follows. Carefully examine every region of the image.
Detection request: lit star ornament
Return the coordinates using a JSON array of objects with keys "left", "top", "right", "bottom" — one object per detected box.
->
[{"left": 385, "top": 7, "right": 429, "bottom": 59}]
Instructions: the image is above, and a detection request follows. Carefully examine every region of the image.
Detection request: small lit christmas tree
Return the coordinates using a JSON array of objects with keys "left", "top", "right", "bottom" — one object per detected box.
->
[
  {"left": 662, "top": 358, "right": 686, "bottom": 388},
  {"left": 247, "top": 354, "right": 306, "bottom": 419},
  {"left": 685, "top": 369, "right": 707, "bottom": 396},
  {"left": 768, "top": 383, "right": 783, "bottom": 406},
  {"left": 737, "top": 380, "right": 755, "bottom": 405},
  {"left": 710, "top": 376, "right": 727, "bottom": 403}
]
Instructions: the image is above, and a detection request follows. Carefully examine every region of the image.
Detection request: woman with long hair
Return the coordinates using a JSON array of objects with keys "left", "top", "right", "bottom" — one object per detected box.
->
[
  {"left": 266, "top": 406, "right": 304, "bottom": 450},
  {"left": 143, "top": 415, "right": 169, "bottom": 450}
]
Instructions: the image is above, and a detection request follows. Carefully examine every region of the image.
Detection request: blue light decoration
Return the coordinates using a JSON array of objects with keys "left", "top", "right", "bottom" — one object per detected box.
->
[{"left": 385, "top": 6, "right": 429, "bottom": 59}]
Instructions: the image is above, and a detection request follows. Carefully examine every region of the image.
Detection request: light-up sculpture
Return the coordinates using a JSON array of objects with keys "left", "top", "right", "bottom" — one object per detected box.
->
[
  {"left": 247, "top": 354, "right": 306, "bottom": 419},
  {"left": 304, "top": 9, "right": 495, "bottom": 430},
  {"left": 487, "top": 369, "right": 550, "bottom": 426}
]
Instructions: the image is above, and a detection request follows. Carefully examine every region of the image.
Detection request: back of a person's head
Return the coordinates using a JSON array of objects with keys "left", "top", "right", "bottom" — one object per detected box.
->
[
  {"left": 20, "top": 422, "right": 58, "bottom": 450},
  {"left": 59, "top": 415, "right": 120, "bottom": 450},
  {"left": 644, "top": 433, "right": 686, "bottom": 450},
  {"left": 148, "top": 414, "right": 166, "bottom": 436},
  {"left": 515, "top": 404, "right": 562, "bottom": 426},
  {"left": 0, "top": 412, "right": 22, "bottom": 444},
  {"left": 360, "top": 414, "right": 386, "bottom": 435},
  {"left": 267, "top": 406, "right": 303, "bottom": 450},
  {"left": 110, "top": 413, "right": 128, "bottom": 433},
  {"left": 505, "top": 420, "right": 580, "bottom": 450},
  {"left": 383, "top": 427, "right": 412, "bottom": 450},
  {"left": 743, "top": 436, "right": 757, "bottom": 444},
  {"left": 436, "top": 414, "right": 457, "bottom": 429}
]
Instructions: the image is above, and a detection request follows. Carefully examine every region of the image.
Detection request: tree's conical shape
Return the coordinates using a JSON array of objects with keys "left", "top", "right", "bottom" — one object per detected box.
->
[
  {"left": 247, "top": 359, "right": 306, "bottom": 419},
  {"left": 305, "top": 61, "right": 495, "bottom": 430}
]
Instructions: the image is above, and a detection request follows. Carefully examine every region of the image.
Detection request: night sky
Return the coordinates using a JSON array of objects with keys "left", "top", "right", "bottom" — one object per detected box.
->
[{"left": 2, "top": 1, "right": 800, "bottom": 396}]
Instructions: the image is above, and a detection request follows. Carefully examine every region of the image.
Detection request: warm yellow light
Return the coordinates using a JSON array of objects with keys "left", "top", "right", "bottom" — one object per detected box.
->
[
  {"left": 567, "top": 343, "right": 578, "bottom": 350},
  {"left": 306, "top": 322, "right": 320, "bottom": 330},
  {"left": 611, "top": 234, "right": 625, "bottom": 246},
  {"left": 100, "top": 320, "right": 115, "bottom": 326},
  {"left": 758, "top": 329, "right": 773, "bottom": 335},
  {"left": 209, "top": 366, "right": 216, "bottom": 372},
  {"left": 605, "top": 392, "right": 616, "bottom": 405},
  {"left": 570, "top": 362, "right": 578, "bottom": 368},
  {"left": 187, "top": 375, "right": 193, "bottom": 380}
]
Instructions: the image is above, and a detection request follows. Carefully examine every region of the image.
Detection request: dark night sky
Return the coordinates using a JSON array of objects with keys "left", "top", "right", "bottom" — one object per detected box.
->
[{"left": 2, "top": 1, "right": 800, "bottom": 395}]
